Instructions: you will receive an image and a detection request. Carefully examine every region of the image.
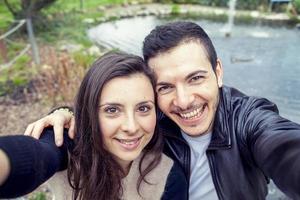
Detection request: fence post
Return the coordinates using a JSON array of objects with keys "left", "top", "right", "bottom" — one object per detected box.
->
[
  {"left": 0, "top": 40, "right": 8, "bottom": 63},
  {"left": 80, "top": 0, "right": 84, "bottom": 10},
  {"left": 26, "top": 17, "right": 40, "bottom": 65}
]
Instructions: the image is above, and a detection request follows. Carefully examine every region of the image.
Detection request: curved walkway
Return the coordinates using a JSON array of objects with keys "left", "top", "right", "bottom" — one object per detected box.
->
[{"left": 90, "top": 3, "right": 299, "bottom": 25}]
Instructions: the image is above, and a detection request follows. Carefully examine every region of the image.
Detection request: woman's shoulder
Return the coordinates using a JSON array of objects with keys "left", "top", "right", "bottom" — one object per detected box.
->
[{"left": 159, "top": 153, "right": 174, "bottom": 170}]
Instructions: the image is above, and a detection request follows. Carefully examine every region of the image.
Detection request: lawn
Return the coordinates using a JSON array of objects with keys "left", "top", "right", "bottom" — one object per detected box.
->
[
  {"left": 0, "top": 0, "right": 128, "bottom": 97},
  {"left": 0, "top": 0, "right": 125, "bottom": 31}
]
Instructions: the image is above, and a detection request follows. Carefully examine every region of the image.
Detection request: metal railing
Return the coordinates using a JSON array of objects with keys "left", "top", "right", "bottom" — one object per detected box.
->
[{"left": 0, "top": 18, "right": 40, "bottom": 71}]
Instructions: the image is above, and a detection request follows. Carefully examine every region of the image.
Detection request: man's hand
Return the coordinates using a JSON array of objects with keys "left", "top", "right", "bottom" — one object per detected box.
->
[
  {"left": 0, "top": 149, "right": 10, "bottom": 186},
  {"left": 24, "top": 109, "right": 75, "bottom": 146}
]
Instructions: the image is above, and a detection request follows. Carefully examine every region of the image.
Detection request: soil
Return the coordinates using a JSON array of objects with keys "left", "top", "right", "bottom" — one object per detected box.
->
[
  {"left": 0, "top": 97, "right": 56, "bottom": 200},
  {"left": 0, "top": 100, "right": 51, "bottom": 136}
]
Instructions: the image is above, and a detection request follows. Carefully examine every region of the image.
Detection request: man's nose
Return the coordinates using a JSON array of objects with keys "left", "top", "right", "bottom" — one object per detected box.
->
[
  {"left": 120, "top": 113, "right": 139, "bottom": 134},
  {"left": 173, "top": 86, "right": 194, "bottom": 110}
]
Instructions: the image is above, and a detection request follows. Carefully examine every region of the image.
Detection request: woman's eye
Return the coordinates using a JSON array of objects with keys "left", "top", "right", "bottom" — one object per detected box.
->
[
  {"left": 138, "top": 105, "right": 151, "bottom": 113},
  {"left": 104, "top": 107, "right": 119, "bottom": 113}
]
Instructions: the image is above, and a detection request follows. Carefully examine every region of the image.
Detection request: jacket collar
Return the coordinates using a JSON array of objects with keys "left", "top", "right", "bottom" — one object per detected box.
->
[
  {"left": 207, "top": 86, "right": 232, "bottom": 150},
  {"left": 159, "top": 115, "right": 187, "bottom": 143}
]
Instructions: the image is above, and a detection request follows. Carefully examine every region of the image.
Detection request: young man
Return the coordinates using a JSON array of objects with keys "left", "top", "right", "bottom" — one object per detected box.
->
[{"left": 15, "top": 21, "right": 300, "bottom": 199}]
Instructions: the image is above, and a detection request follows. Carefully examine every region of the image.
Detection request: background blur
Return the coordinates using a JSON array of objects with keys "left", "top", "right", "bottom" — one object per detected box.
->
[{"left": 0, "top": 0, "right": 299, "bottom": 199}]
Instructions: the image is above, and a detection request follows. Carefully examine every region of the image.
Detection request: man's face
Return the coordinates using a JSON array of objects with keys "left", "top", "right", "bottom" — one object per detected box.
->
[{"left": 148, "top": 41, "right": 223, "bottom": 137}]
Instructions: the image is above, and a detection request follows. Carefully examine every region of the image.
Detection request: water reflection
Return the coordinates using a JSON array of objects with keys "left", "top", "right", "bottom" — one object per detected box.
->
[{"left": 87, "top": 17, "right": 157, "bottom": 54}]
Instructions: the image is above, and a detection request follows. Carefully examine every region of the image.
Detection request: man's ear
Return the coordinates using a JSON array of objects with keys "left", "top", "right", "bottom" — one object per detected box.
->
[{"left": 215, "top": 58, "right": 223, "bottom": 88}]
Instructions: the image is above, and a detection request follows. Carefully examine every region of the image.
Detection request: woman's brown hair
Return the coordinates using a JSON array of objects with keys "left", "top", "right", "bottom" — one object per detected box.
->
[{"left": 67, "top": 52, "right": 163, "bottom": 200}]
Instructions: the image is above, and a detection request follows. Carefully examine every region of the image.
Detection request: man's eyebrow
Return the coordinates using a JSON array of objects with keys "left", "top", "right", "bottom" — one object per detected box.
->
[
  {"left": 156, "top": 70, "right": 208, "bottom": 86},
  {"left": 185, "top": 70, "right": 208, "bottom": 81},
  {"left": 156, "top": 81, "right": 172, "bottom": 86}
]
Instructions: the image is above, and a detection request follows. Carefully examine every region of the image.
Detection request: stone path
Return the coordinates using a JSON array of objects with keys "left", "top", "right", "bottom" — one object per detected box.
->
[{"left": 86, "top": 3, "right": 300, "bottom": 25}]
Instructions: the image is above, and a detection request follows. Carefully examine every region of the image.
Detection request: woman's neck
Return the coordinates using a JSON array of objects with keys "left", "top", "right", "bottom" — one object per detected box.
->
[{"left": 116, "top": 159, "right": 132, "bottom": 176}]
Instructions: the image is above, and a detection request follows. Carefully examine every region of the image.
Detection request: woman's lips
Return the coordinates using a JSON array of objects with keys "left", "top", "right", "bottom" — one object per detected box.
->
[{"left": 115, "top": 136, "right": 143, "bottom": 150}]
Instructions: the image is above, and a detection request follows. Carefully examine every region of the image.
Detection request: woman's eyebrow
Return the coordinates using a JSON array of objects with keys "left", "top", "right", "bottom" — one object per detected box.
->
[
  {"left": 137, "top": 101, "right": 155, "bottom": 106},
  {"left": 99, "top": 103, "right": 123, "bottom": 107}
]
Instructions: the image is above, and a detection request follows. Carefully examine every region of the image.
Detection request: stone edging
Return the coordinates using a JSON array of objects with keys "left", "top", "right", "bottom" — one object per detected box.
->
[{"left": 82, "top": 3, "right": 300, "bottom": 26}]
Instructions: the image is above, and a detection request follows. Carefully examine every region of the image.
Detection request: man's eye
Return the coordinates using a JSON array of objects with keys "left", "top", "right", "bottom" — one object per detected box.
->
[
  {"left": 157, "top": 85, "right": 172, "bottom": 94},
  {"left": 190, "top": 75, "right": 203, "bottom": 82},
  {"left": 137, "top": 105, "right": 151, "bottom": 113},
  {"left": 104, "top": 107, "right": 119, "bottom": 113}
]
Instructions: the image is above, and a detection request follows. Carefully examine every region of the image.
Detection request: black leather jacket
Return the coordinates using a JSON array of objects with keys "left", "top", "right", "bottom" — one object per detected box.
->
[{"left": 161, "top": 86, "right": 300, "bottom": 200}]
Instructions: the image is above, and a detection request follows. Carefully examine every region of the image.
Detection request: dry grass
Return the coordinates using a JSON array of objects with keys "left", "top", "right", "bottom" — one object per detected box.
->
[
  {"left": 0, "top": 46, "right": 88, "bottom": 135},
  {"left": 0, "top": 46, "right": 92, "bottom": 199},
  {"left": 33, "top": 47, "right": 87, "bottom": 106}
]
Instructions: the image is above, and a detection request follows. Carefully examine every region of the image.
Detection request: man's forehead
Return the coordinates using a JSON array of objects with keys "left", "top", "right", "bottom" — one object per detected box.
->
[{"left": 147, "top": 41, "right": 209, "bottom": 62}]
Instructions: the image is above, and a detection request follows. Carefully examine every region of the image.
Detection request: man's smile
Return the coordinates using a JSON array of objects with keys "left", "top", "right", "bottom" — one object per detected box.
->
[{"left": 176, "top": 104, "right": 207, "bottom": 120}]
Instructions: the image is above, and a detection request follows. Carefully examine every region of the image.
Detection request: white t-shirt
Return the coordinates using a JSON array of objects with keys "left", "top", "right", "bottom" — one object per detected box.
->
[{"left": 181, "top": 131, "right": 219, "bottom": 200}]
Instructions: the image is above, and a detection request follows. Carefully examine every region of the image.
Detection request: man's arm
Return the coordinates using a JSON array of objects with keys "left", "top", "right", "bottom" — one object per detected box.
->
[
  {"left": 0, "top": 128, "right": 69, "bottom": 198},
  {"left": 24, "top": 107, "right": 75, "bottom": 146},
  {"left": 244, "top": 98, "right": 300, "bottom": 199}
]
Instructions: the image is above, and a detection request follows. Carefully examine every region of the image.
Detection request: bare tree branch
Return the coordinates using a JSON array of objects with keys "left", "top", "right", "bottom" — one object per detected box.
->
[{"left": 3, "top": 0, "right": 18, "bottom": 17}]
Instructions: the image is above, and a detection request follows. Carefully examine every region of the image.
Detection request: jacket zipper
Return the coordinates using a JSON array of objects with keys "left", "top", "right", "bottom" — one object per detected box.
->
[{"left": 207, "top": 150, "right": 223, "bottom": 200}]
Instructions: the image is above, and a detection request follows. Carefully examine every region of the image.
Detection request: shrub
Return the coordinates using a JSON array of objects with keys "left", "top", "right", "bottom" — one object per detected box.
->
[
  {"left": 294, "top": 0, "right": 300, "bottom": 13},
  {"left": 171, "top": 4, "right": 181, "bottom": 15},
  {"left": 0, "top": 54, "right": 33, "bottom": 97}
]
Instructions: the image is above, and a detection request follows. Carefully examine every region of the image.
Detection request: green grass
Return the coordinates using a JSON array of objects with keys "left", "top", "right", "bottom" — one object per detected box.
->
[
  {"left": 0, "top": 54, "right": 33, "bottom": 81},
  {"left": 0, "top": 3, "right": 14, "bottom": 30},
  {"left": 46, "top": 0, "right": 124, "bottom": 13},
  {"left": 0, "top": 0, "right": 125, "bottom": 31},
  {"left": 29, "top": 192, "right": 47, "bottom": 200},
  {"left": 73, "top": 51, "right": 97, "bottom": 69},
  {"left": 34, "top": 0, "right": 126, "bottom": 45},
  {"left": 0, "top": 0, "right": 122, "bottom": 48},
  {"left": 171, "top": 4, "right": 181, "bottom": 15},
  {"left": 0, "top": 54, "right": 34, "bottom": 96}
]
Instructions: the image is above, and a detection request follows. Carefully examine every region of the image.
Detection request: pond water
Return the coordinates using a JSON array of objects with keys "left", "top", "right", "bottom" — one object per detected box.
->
[
  {"left": 88, "top": 16, "right": 300, "bottom": 125},
  {"left": 88, "top": 16, "right": 300, "bottom": 199}
]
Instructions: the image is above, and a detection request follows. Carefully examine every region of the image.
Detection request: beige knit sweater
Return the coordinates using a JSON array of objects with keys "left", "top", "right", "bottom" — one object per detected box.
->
[{"left": 46, "top": 153, "right": 173, "bottom": 200}]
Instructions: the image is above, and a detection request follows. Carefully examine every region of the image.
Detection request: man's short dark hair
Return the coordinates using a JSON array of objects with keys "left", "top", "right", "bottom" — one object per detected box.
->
[{"left": 143, "top": 21, "right": 218, "bottom": 71}]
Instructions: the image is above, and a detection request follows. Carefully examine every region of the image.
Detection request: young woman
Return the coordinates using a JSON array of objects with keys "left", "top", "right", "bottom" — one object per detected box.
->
[{"left": 0, "top": 52, "right": 188, "bottom": 200}]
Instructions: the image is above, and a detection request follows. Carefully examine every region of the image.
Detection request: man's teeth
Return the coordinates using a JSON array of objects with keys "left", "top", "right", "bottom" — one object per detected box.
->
[{"left": 179, "top": 107, "right": 204, "bottom": 119}]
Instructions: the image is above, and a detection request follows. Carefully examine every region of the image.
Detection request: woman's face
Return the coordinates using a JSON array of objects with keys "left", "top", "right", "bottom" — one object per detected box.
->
[{"left": 99, "top": 73, "right": 156, "bottom": 170}]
